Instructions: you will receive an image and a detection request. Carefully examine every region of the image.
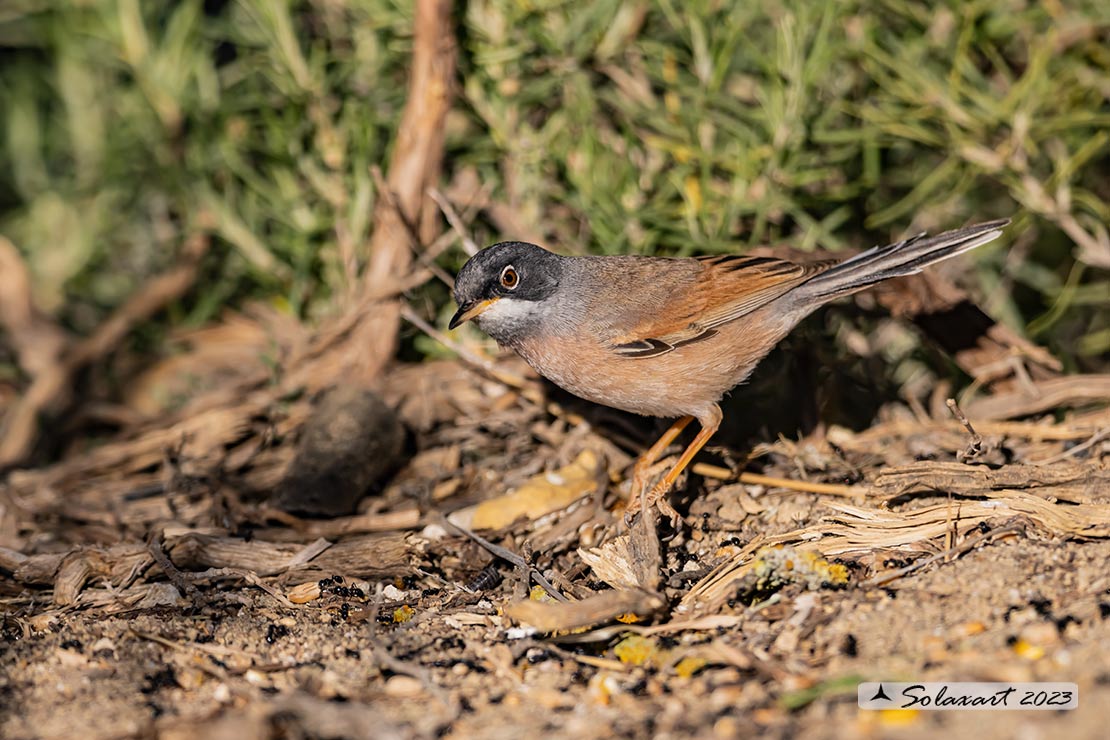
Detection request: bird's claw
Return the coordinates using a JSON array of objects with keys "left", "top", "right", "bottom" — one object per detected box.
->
[{"left": 623, "top": 481, "right": 684, "bottom": 529}]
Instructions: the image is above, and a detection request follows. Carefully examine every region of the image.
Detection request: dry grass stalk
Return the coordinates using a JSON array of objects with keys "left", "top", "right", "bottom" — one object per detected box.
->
[
  {"left": 838, "top": 411, "right": 1110, "bottom": 444},
  {"left": 256, "top": 508, "right": 422, "bottom": 539},
  {"left": 736, "top": 472, "right": 863, "bottom": 498}
]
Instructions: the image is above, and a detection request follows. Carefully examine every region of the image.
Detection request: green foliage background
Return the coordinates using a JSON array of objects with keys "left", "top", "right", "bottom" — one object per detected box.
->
[{"left": 1, "top": 0, "right": 1108, "bottom": 371}]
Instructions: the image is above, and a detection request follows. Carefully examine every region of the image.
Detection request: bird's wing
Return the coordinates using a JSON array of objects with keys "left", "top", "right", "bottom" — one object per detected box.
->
[{"left": 608, "top": 254, "right": 835, "bottom": 359}]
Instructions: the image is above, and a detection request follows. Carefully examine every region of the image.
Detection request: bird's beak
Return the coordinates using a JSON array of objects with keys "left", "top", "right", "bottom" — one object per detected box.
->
[{"left": 449, "top": 297, "right": 499, "bottom": 330}]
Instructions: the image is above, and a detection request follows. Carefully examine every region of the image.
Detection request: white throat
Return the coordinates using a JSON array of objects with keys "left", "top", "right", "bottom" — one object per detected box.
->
[{"left": 475, "top": 297, "right": 544, "bottom": 344}]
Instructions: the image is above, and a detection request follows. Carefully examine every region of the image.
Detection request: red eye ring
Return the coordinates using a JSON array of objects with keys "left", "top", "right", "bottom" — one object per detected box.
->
[{"left": 500, "top": 265, "right": 519, "bottom": 289}]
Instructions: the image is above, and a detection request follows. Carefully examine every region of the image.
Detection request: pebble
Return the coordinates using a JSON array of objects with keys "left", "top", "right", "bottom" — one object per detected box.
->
[{"left": 384, "top": 675, "right": 424, "bottom": 698}]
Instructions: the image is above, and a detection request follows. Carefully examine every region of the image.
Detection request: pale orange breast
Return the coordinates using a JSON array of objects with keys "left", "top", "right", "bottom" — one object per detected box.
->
[{"left": 512, "top": 304, "right": 796, "bottom": 420}]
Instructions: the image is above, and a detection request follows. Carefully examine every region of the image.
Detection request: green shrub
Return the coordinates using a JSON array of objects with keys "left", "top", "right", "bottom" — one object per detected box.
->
[{"left": 1, "top": 0, "right": 1107, "bottom": 366}]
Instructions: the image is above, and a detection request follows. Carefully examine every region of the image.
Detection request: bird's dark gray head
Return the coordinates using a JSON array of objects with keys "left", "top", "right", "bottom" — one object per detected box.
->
[{"left": 450, "top": 241, "right": 565, "bottom": 345}]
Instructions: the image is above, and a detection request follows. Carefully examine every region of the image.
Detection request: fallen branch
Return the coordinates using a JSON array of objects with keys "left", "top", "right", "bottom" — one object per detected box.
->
[
  {"left": 167, "top": 532, "right": 419, "bottom": 579},
  {"left": 962, "top": 374, "right": 1110, "bottom": 420},
  {"left": 0, "top": 236, "right": 69, "bottom": 380},
  {"left": 872, "top": 460, "right": 1109, "bottom": 504},
  {"left": 352, "top": 0, "right": 457, "bottom": 381},
  {"left": 504, "top": 588, "right": 666, "bottom": 633}
]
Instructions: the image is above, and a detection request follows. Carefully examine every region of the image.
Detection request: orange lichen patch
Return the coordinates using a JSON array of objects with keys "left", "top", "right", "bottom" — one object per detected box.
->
[{"left": 878, "top": 709, "right": 920, "bottom": 727}]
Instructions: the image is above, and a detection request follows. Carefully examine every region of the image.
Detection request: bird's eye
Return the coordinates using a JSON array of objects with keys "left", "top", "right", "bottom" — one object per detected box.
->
[{"left": 499, "top": 265, "right": 519, "bottom": 290}]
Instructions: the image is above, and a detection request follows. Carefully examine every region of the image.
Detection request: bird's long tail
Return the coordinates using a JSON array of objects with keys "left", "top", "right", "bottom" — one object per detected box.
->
[{"left": 793, "top": 218, "right": 1009, "bottom": 303}]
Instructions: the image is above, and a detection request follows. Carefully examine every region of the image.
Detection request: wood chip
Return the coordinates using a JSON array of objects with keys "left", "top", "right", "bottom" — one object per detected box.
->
[{"left": 504, "top": 588, "right": 665, "bottom": 633}]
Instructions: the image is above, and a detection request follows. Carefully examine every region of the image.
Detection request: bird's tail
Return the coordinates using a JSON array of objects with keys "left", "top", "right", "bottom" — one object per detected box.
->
[{"left": 793, "top": 219, "right": 1010, "bottom": 303}]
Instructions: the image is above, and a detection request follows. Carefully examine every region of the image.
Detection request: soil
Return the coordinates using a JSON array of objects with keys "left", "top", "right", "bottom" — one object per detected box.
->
[{"left": 2, "top": 357, "right": 1109, "bottom": 740}]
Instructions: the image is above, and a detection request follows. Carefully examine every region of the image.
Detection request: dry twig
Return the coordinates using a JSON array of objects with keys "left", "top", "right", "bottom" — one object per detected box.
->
[
  {"left": 736, "top": 472, "right": 863, "bottom": 498},
  {"left": 946, "top": 397, "right": 985, "bottom": 462}
]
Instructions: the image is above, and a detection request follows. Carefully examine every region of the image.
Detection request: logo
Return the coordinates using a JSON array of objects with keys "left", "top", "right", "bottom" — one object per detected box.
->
[{"left": 858, "top": 683, "right": 1078, "bottom": 711}]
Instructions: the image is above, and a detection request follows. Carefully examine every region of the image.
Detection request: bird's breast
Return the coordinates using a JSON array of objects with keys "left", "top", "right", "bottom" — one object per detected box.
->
[{"left": 511, "top": 326, "right": 768, "bottom": 419}]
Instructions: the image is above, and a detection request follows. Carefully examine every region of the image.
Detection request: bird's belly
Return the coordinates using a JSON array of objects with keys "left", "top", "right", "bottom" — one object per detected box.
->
[{"left": 511, "top": 323, "right": 783, "bottom": 419}]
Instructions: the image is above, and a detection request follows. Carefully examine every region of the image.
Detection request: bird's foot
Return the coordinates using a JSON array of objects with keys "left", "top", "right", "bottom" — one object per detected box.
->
[{"left": 623, "top": 480, "right": 684, "bottom": 529}]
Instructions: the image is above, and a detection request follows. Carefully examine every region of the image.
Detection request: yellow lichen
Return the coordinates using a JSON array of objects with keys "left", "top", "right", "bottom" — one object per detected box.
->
[
  {"left": 674, "top": 656, "right": 708, "bottom": 678},
  {"left": 1012, "top": 639, "right": 1045, "bottom": 660},
  {"left": 878, "top": 708, "right": 920, "bottom": 727},
  {"left": 745, "top": 545, "right": 849, "bottom": 594},
  {"left": 613, "top": 634, "right": 658, "bottom": 666}
]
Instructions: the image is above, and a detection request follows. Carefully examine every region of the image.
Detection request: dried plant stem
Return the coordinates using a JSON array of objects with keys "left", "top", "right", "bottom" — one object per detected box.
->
[
  {"left": 442, "top": 517, "right": 569, "bottom": 602},
  {"left": 428, "top": 187, "right": 480, "bottom": 257},
  {"left": 946, "top": 397, "right": 984, "bottom": 462},
  {"left": 737, "top": 472, "right": 863, "bottom": 498},
  {"left": 0, "top": 233, "right": 210, "bottom": 468},
  {"left": 688, "top": 464, "right": 865, "bottom": 496},
  {"left": 399, "top": 304, "right": 536, "bottom": 395},
  {"left": 862, "top": 519, "right": 1027, "bottom": 587},
  {"left": 1030, "top": 427, "right": 1110, "bottom": 466}
]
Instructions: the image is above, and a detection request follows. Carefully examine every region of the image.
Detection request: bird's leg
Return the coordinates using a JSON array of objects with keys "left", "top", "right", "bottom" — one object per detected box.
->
[
  {"left": 624, "top": 416, "right": 693, "bottom": 522},
  {"left": 641, "top": 406, "right": 723, "bottom": 526}
]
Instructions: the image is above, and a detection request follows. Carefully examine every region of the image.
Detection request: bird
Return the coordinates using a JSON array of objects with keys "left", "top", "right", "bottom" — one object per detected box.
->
[{"left": 449, "top": 219, "right": 1010, "bottom": 524}]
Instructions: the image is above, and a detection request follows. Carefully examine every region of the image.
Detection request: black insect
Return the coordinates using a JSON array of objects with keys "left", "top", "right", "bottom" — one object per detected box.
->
[
  {"left": 468, "top": 563, "right": 503, "bottom": 592},
  {"left": 266, "top": 623, "right": 290, "bottom": 644}
]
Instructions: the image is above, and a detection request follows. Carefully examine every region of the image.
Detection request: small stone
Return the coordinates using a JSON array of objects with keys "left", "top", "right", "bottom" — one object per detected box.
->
[
  {"left": 384, "top": 675, "right": 424, "bottom": 698},
  {"left": 1020, "top": 621, "right": 1060, "bottom": 647},
  {"left": 287, "top": 581, "right": 321, "bottom": 604},
  {"left": 714, "top": 717, "right": 741, "bottom": 738},
  {"left": 176, "top": 667, "right": 207, "bottom": 691}
]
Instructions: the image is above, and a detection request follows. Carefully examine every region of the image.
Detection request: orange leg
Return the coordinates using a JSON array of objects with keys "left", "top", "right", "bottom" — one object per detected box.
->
[
  {"left": 626, "top": 407, "right": 722, "bottom": 526},
  {"left": 624, "top": 416, "right": 692, "bottom": 523},
  {"left": 630, "top": 416, "right": 693, "bottom": 488}
]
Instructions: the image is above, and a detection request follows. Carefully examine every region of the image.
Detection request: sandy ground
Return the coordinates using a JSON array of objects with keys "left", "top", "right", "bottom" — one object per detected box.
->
[
  {"left": 2, "top": 358, "right": 1109, "bottom": 739},
  {"left": 3, "top": 538, "right": 1109, "bottom": 739}
]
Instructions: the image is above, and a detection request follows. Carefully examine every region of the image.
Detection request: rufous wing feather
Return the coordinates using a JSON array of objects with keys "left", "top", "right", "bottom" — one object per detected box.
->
[{"left": 610, "top": 255, "right": 834, "bottom": 358}]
